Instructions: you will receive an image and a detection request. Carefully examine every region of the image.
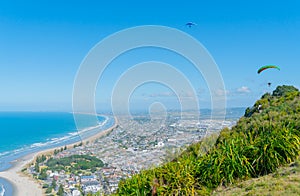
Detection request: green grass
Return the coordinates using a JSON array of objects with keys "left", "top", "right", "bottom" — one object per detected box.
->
[
  {"left": 213, "top": 158, "right": 300, "bottom": 196},
  {"left": 115, "top": 85, "right": 300, "bottom": 195}
]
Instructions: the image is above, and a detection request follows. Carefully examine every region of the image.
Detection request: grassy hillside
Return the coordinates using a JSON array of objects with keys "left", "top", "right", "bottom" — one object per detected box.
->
[
  {"left": 115, "top": 85, "right": 300, "bottom": 195},
  {"left": 213, "top": 158, "right": 300, "bottom": 196}
]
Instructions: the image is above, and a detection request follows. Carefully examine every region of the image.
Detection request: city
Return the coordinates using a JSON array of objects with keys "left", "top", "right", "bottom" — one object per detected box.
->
[{"left": 26, "top": 113, "right": 236, "bottom": 195}]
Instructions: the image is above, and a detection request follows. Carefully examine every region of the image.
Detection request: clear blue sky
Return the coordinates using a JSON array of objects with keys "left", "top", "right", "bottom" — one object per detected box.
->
[{"left": 0, "top": 0, "right": 299, "bottom": 111}]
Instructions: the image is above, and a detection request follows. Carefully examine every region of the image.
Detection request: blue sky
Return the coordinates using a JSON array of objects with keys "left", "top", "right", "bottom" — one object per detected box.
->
[{"left": 0, "top": 0, "right": 299, "bottom": 111}]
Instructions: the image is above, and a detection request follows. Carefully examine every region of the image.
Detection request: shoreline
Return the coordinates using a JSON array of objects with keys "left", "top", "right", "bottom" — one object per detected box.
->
[{"left": 0, "top": 115, "right": 118, "bottom": 196}]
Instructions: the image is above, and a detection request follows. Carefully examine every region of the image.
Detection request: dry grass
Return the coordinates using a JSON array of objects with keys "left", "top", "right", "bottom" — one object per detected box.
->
[{"left": 213, "top": 159, "right": 300, "bottom": 196}]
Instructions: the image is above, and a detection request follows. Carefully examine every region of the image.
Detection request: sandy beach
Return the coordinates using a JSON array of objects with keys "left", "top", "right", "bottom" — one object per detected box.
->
[
  {"left": 0, "top": 153, "right": 43, "bottom": 196},
  {"left": 0, "top": 116, "right": 118, "bottom": 196}
]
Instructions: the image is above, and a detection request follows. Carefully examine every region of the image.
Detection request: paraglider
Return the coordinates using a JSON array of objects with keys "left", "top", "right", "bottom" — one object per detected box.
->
[
  {"left": 257, "top": 65, "right": 280, "bottom": 88},
  {"left": 186, "top": 22, "right": 196, "bottom": 28},
  {"left": 257, "top": 65, "right": 280, "bottom": 74},
  {"left": 268, "top": 82, "right": 272, "bottom": 87}
]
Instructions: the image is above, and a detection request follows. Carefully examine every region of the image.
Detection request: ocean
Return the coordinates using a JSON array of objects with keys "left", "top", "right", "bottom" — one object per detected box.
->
[
  {"left": 0, "top": 112, "right": 114, "bottom": 196},
  {"left": 0, "top": 108, "right": 245, "bottom": 195}
]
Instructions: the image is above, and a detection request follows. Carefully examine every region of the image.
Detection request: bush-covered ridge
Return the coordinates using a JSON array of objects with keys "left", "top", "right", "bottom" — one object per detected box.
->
[{"left": 115, "top": 85, "right": 300, "bottom": 195}]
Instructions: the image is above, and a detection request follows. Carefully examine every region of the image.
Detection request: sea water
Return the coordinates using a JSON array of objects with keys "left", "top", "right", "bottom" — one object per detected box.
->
[
  {"left": 0, "top": 112, "right": 114, "bottom": 196},
  {"left": 0, "top": 108, "right": 244, "bottom": 195},
  {"left": 0, "top": 178, "right": 13, "bottom": 196},
  {"left": 0, "top": 182, "right": 4, "bottom": 196},
  {"left": 0, "top": 112, "right": 115, "bottom": 170}
]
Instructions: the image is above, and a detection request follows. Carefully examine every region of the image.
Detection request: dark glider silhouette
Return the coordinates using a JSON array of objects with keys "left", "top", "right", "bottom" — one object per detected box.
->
[
  {"left": 257, "top": 65, "right": 280, "bottom": 88},
  {"left": 186, "top": 22, "right": 196, "bottom": 28}
]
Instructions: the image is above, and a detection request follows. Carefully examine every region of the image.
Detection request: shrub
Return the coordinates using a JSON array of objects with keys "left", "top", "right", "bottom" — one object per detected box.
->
[{"left": 116, "top": 85, "right": 300, "bottom": 195}]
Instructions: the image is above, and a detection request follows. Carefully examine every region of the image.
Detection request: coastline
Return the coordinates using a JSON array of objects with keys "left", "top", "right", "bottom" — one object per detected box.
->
[
  {"left": 0, "top": 153, "right": 43, "bottom": 196},
  {"left": 0, "top": 115, "right": 118, "bottom": 196}
]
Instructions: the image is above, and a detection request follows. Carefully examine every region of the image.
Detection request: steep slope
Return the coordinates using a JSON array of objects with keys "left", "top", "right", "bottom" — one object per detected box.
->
[
  {"left": 115, "top": 85, "right": 300, "bottom": 195},
  {"left": 213, "top": 158, "right": 300, "bottom": 196}
]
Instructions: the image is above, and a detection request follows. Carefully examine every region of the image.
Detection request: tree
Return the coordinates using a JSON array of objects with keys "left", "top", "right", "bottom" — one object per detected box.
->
[
  {"left": 41, "top": 154, "right": 46, "bottom": 162},
  {"left": 35, "top": 162, "right": 39, "bottom": 172},
  {"left": 45, "top": 187, "right": 52, "bottom": 194},
  {"left": 272, "top": 85, "right": 298, "bottom": 96},
  {"left": 51, "top": 179, "right": 57, "bottom": 189},
  {"left": 57, "top": 184, "right": 64, "bottom": 196},
  {"left": 39, "top": 169, "right": 47, "bottom": 180},
  {"left": 244, "top": 107, "right": 252, "bottom": 117}
]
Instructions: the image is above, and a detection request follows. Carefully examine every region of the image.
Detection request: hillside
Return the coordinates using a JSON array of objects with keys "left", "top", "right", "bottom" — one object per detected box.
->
[
  {"left": 115, "top": 85, "right": 300, "bottom": 195},
  {"left": 213, "top": 158, "right": 300, "bottom": 196}
]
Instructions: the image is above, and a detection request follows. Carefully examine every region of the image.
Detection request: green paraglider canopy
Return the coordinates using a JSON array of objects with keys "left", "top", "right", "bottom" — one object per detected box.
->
[{"left": 257, "top": 65, "right": 280, "bottom": 74}]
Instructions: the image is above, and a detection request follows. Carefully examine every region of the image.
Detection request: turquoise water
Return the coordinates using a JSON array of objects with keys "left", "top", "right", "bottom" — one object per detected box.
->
[
  {"left": 0, "top": 112, "right": 78, "bottom": 154},
  {"left": 0, "top": 112, "right": 114, "bottom": 170},
  {"left": 0, "top": 109, "right": 244, "bottom": 195},
  {"left": 0, "top": 112, "right": 114, "bottom": 196},
  {"left": 0, "top": 112, "right": 107, "bottom": 157}
]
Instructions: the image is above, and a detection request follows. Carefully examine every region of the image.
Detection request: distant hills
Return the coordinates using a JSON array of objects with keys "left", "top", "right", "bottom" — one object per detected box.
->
[{"left": 114, "top": 85, "right": 300, "bottom": 195}]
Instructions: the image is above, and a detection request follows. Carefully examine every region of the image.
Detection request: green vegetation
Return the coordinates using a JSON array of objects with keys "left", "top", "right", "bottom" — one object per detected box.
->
[
  {"left": 36, "top": 154, "right": 47, "bottom": 162},
  {"left": 213, "top": 157, "right": 300, "bottom": 195},
  {"left": 34, "top": 154, "right": 47, "bottom": 173},
  {"left": 272, "top": 85, "right": 298, "bottom": 97},
  {"left": 51, "top": 178, "right": 57, "bottom": 189},
  {"left": 45, "top": 154, "right": 104, "bottom": 173},
  {"left": 38, "top": 168, "right": 48, "bottom": 180},
  {"left": 45, "top": 186, "right": 52, "bottom": 194},
  {"left": 57, "top": 184, "right": 64, "bottom": 196},
  {"left": 115, "top": 85, "right": 300, "bottom": 195},
  {"left": 73, "top": 142, "right": 83, "bottom": 148}
]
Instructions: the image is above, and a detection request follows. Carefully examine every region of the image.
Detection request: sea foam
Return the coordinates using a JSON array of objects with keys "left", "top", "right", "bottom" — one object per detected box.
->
[{"left": 0, "top": 183, "right": 5, "bottom": 196}]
